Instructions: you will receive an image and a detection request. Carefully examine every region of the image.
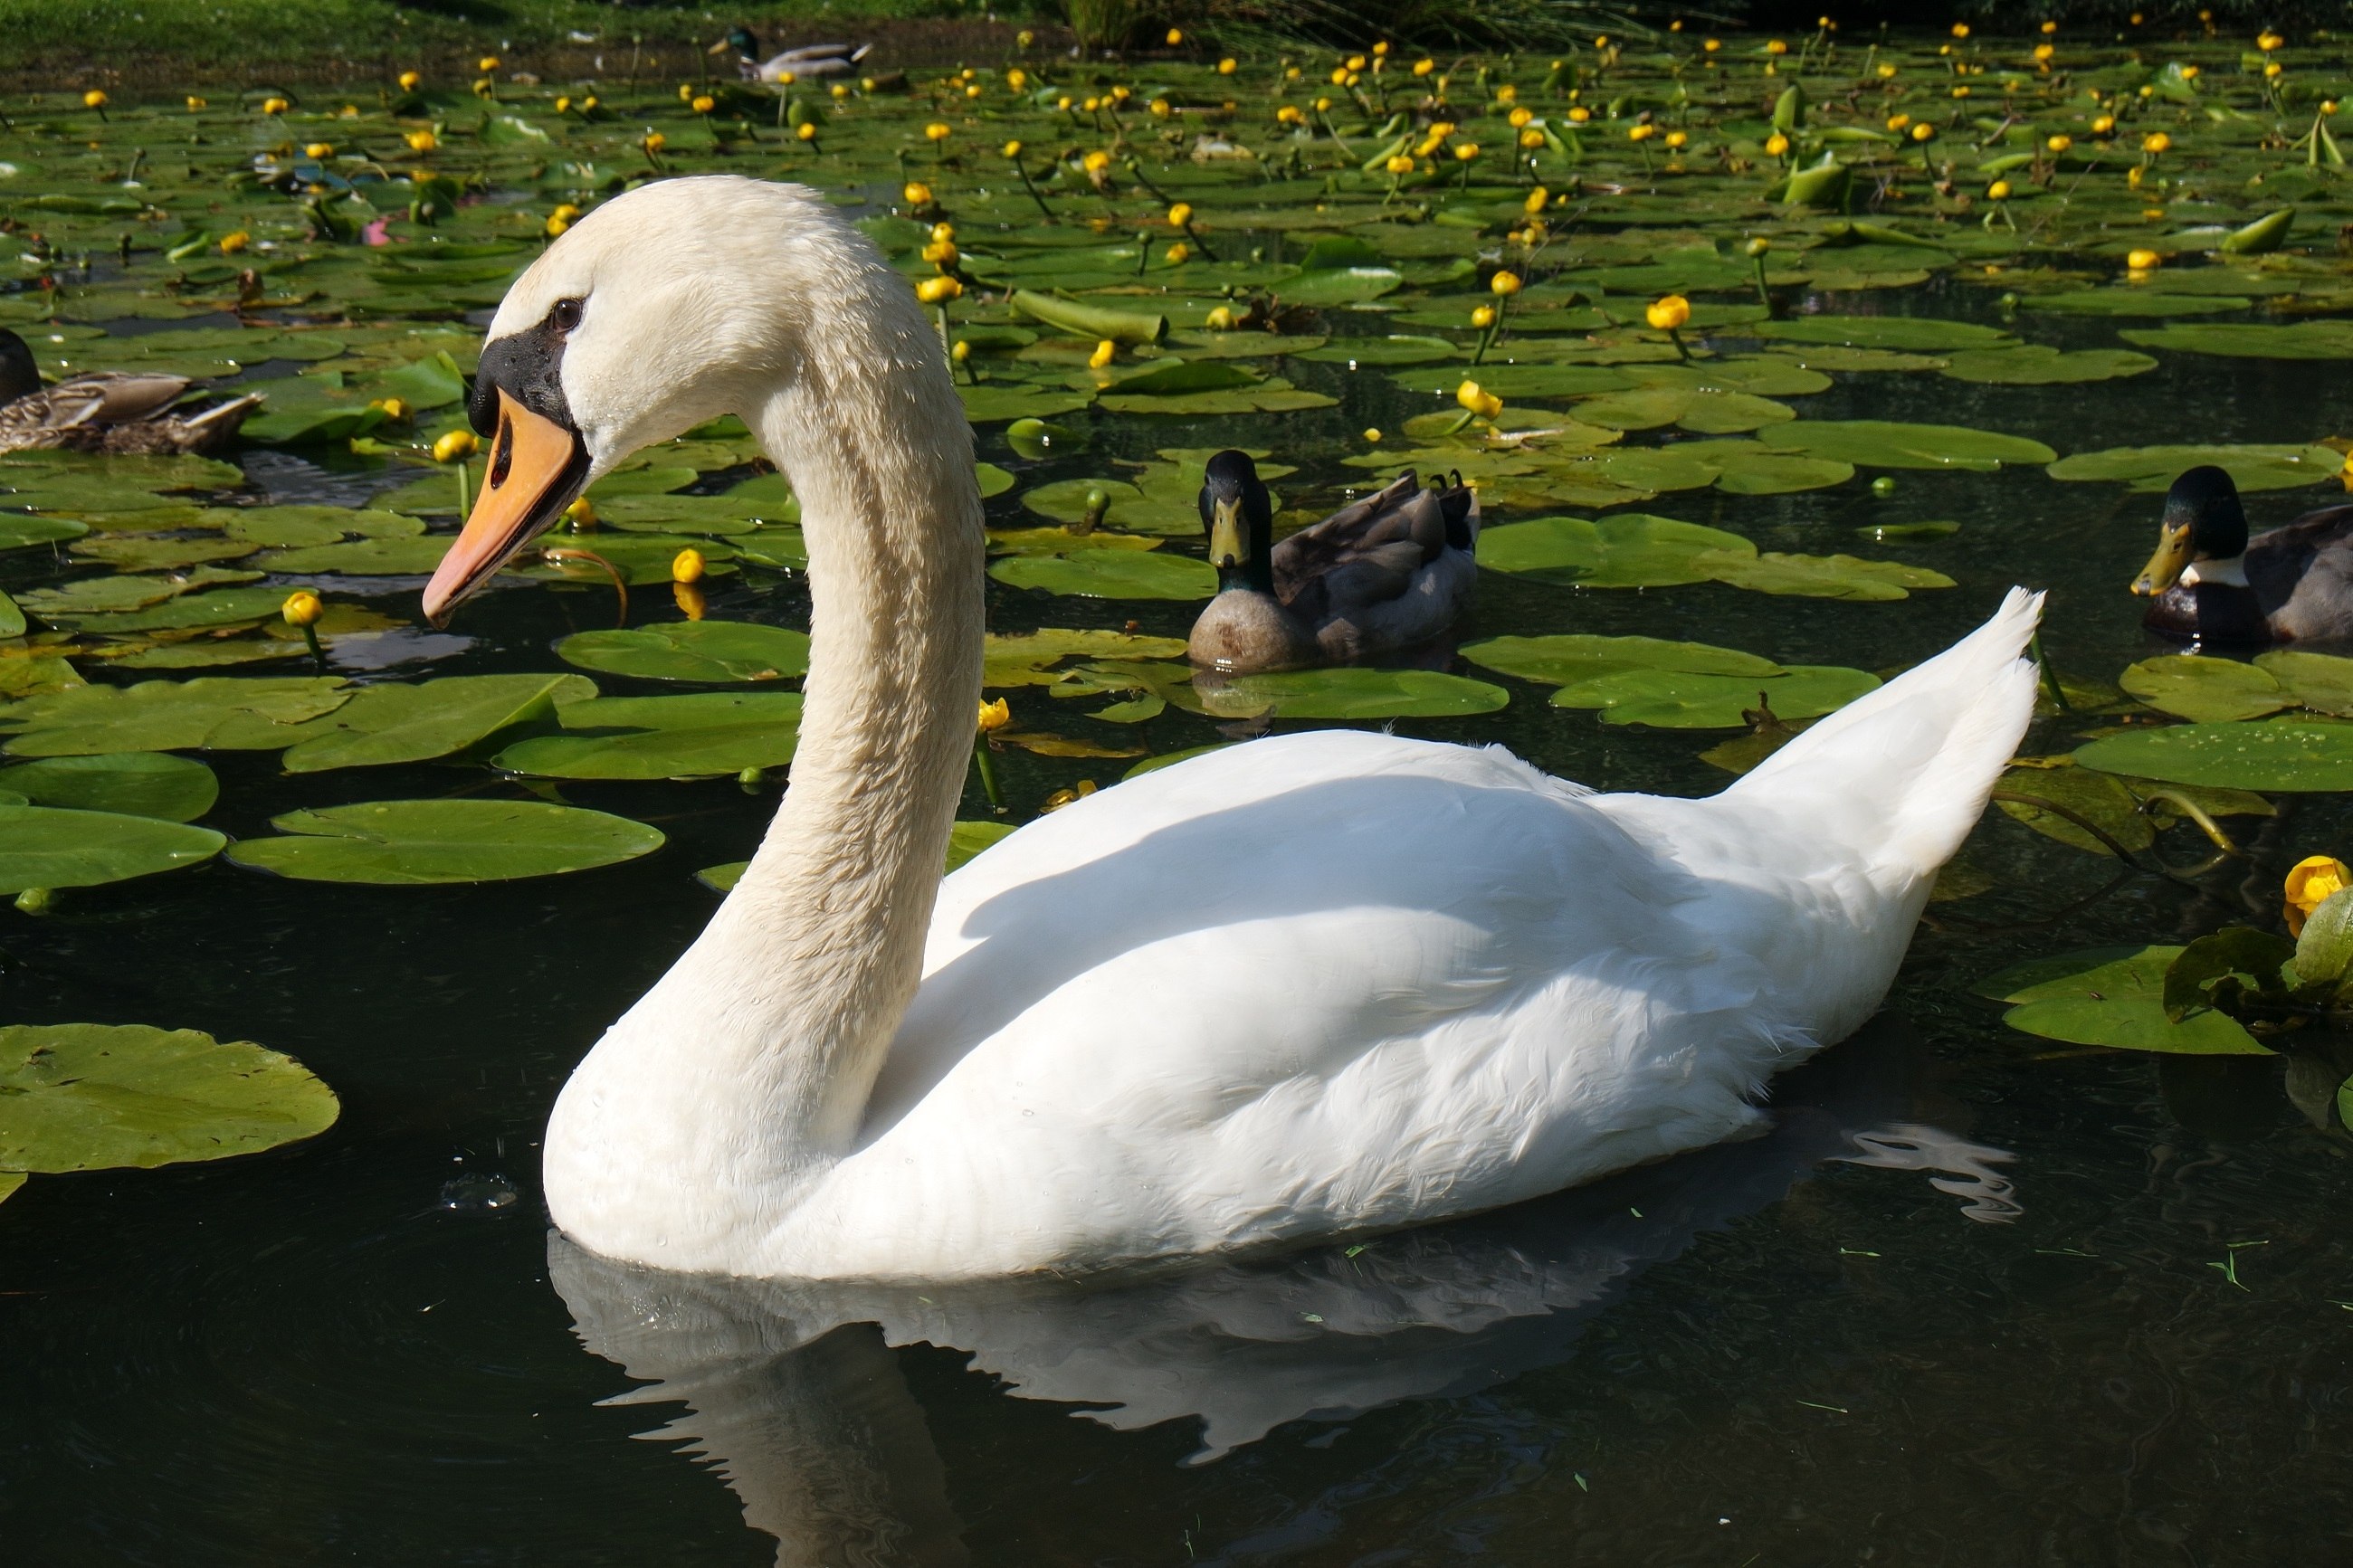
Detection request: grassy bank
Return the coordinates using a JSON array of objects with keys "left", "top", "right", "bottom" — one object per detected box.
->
[{"left": 0, "top": 0, "right": 1055, "bottom": 86}]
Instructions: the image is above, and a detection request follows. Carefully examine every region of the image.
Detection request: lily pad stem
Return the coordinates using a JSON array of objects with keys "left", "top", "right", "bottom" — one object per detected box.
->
[
  {"left": 453, "top": 457, "right": 471, "bottom": 516},
  {"left": 971, "top": 736, "right": 1004, "bottom": 811},
  {"left": 2137, "top": 790, "right": 2240, "bottom": 855},
  {"left": 2029, "top": 628, "right": 2070, "bottom": 714},
  {"left": 539, "top": 546, "right": 630, "bottom": 627},
  {"left": 298, "top": 621, "right": 326, "bottom": 669}
]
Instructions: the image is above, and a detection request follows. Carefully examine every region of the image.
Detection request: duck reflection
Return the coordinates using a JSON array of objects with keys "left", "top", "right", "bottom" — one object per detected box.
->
[{"left": 549, "top": 1015, "right": 2019, "bottom": 1565}]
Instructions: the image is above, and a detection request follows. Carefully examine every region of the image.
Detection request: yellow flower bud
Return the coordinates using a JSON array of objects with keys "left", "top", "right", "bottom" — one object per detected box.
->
[
  {"left": 923, "top": 238, "right": 959, "bottom": 268},
  {"left": 1362, "top": 427, "right": 1382, "bottom": 442},
  {"left": 186, "top": 95, "right": 207, "bottom": 109},
  {"left": 433, "top": 430, "right": 478, "bottom": 463},
  {"left": 219, "top": 230, "right": 249, "bottom": 255},
  {"left": 281, "top": 590, "right": 323, "bottom": 627},
  {"left": 2286, "top": 855, "right": 2352, "bottom": 934},
  {"left": 1567, "top": 106, "right": 1590, "bottom": 123},
  {"left": 1988, "top": 179, "right": 2012, "bottom": 200},
  {"left": 369, "top": 396, "right": 413, "bottom": 422},
  {"left": 1910, "top": 122, "right": 1936, "bottom": 142},
  {"left": 672, "top": 547, "right": 706, "bottom": 584},
  {"left": 1646, "top": 294, "right": 1692, "bottom": 330},
  {"left": 2034, "top": 43, "right": 2054, "bottom": 62},
  {"left": 931, "top": 222, "right": 956, "bottom": 242},
  {"left": 1089, "top": 339, "right": 1116, "bottom": 369},
  {"left": 397, "top": 71, "right": 422, "bottom": 90},
  {"left": 2142, "top": 131, "right": 2170, "bottom": 153},
  {"left": 1081, "top": 150, "right": 1110, "bottom": 173},
  {"left": 1003, "top": 138, "right": 1024, "bottom": 157},
  {"left": 1523, "top": 186, "right": 1549, "bottom": 215},
  {"left": 642, "top": 131, "right": 666, "bottom": 154},
  {"left": 1455, "top": 379, "right": 1502, "bottom": 418},
  {"left": 1017, "top": 29, "right": 1034, "bottom": 46},
  {"left": 83, "top": 90, "right": 108, "bottom": 109},
  {"left": 1167, "top": 202, "right": 1193, "bottom": 228},
  {"left": 1454, "top": 141, "right": 1481, "bottom": 160},
  {"left": 2127, "top": 248, "right": 2161, "bottom": 271},
  {"left": 796, "top": 121, "right": 817, "bottom": 142},
  {"left": 679, "top": 83, "right": 697, "bottom": 101},
  {"left": 1490, "top": 270, "right": 1522, "bottom": 296},
  {"left": 303, "top": 140, "right": 334, "bottom": 158},
  {"left": 925, "top": 121, "right": 951, "bottom": 141},
  {"left": 1471, "top": 304, "right": 1496, "bottom": 329},
  {"left": 2260, "top": 31, "right": 2284, "bottom": 50},
  {"left": 1767, "top": 39, "right": 1788, "bottom": 54},
  {"left": 1413, "top": 58, "right": 1434, "bottom": 76},
  {"left": 1166, "top": 26, "right": 1183, "bottom": 44},
  {"left": 916, "top": 275, "right": 964, "bottom": 304},
  {"left": 582, "top": 95, "right": 598, "bottom": 110},
  {"left": 691, "top": 94, "right": 716, "bottom": 114},
  {"left": 1205, "top": 305, "right": 1234, "bottom": 330},
  {"left": 1951, "top": 22, "right": 1970, "bottom": 37},
  {"left": 1166, "top": 241, "right": 1190, "bottom": 264},
  {"left": 951, "top": 339, "right": 970, "bottom": 363},
  {"left": 2046, "top": 134, "right": 2072, "bottom": 153},
  {"left": 1765, "top": 132, "right": 1790, "bottom": 156},
  {"left": 903, "top": 180, "right": 933, "bottom": 205},
  {"left": 2091, "top": 114, "right": 2115, "bottom": 134},
  {"left": 976, "top": 697, "right": 1012, "bottom": 733},
  {"left": 1219, "top": 58, "right": 1237, "bottom": 75},
  {"left": 1150, "top": 98, "right": 1171, "bottom": 117},
  {"left": 262, "top": 96, "right": 290, "bottom": 115},
  {"left": 1703, "top": 38, "right": 1720, "bottom": 52},
  {"left": 1008, "top": 69, "right": 1028, "bottom": 90},
  {"left": 563, "top": 496, "right": 596, "bottom": 529},
  {"left": 1628, "top": 123, "right": 1654, "bottom": 142},
  {"left": 406, "top": 128, "right": 437, "bottom": 153},
  {"left": 1385, "top": 154, "right": 1415, "bottom": 175},
  {"left": 478, "top": 55, "right": 500, "bottom": 72},
  {"left": 2179, "top": 65, "right": 2199, "bottom": 81}
]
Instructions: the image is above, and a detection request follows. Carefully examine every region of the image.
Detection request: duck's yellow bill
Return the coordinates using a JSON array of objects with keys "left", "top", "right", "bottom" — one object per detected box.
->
[
  {"left": 423, "top": 390, "right": 588, "bottom": 625},
  {"left": 1208, "top": 495, "right": 1246, "bottom": 570},
  {"left": 2132, "top": 521, "right": 2196, "bottom": 597}
]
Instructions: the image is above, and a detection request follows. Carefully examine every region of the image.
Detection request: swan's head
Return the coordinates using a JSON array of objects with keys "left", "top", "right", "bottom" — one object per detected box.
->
[{"left": 424, "top": 176, "right": 853, "bottom": 623}]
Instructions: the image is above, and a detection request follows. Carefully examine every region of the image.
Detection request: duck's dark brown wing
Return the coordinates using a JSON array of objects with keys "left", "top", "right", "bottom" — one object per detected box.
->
[
  {"left": 43, "top": 372, "right": 196, "bottom": 428},
  {"left": 2247, "top": 504, "right": 2353, "bottom": 613},
  {"left": 1272, "top": 470, "right": 1444, "bottom": 599}
]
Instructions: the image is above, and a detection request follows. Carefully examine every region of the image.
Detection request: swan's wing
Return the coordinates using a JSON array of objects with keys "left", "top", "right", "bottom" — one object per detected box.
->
[{"left": 814, "top": 732, "right": 1793, "bottom": 1276}]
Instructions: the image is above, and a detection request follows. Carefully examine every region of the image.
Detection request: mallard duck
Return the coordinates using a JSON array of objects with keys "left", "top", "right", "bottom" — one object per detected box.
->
[
  {"left": 2132, "top": 463, "right": 2353, "bottom": 645},
  {"left": 1186, "top": 450, "right": 1480, "bottom": 672},
  {"left": 0, "top": 328, "right": 262, "bottom": 456},
  {"left": 712, "top": 25, "right": 872, "bottom": 83},
  {"left": 417, "top": 176, "right": 2043, "bottom": 1282}
]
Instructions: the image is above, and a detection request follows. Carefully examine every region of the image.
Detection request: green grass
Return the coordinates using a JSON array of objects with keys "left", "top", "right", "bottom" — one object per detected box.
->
[{"left": 0, "top": 0, "right": 1037, "bottom": 82}]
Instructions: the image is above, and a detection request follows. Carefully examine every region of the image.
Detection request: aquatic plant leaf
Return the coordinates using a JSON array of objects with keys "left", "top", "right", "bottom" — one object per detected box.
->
[
  {"left": 33, "top": 585, "right": 292, "bottom": 633},
  {"left": 2253, "top": 651, "right": 2353, "bottom": 717},
  {"left": 557, "top": 622, "right": 811, "bottom": 683},
  {"left": 255, "top": 536, "right": 456, "bottom": 575},
  {"left": 0, "top": 753, "right": 216, "bottom": 822},
  {"left": 1695, "top": 443, "right": 1856, "bottom": 494},
  {"left": 990, "top": 550, "right": 1217, "bottom": 601},
  {"left": 985, "top": 628, "right": 1190, "bottom": 686},
  {"left": 1394, "top": 364, "right": 1631, "bottom": 398},
  {"left": 957, "top": 385, "right": 1095, "bottom": 423},
  {"left": 1937, "top": 347, "right": 2158, "bottom": 385},
  {"left": 1478, "top": 514, "right": 1755, "bottom": 587},
  {"left": 1276, "top": 266, "right": 1402, "bottom": 305},
  {"left": 1193, "top": 668, "right": 1510, "bottom": 720},
  {"left": 227, "top": 799, "right": 663, "bottom": 884},
  {"left": 0, "top": 1022, "right": 338, "bottom": 1174},
  {"left": 1462, "top": 632, "right": 1782, "bottom": 685},
  {"left": 1974, "top": 947, "right": 2269, "bottom": 1056},
  {"left": 1753, "top": 317, "right": 2013, "bottom": 350},
  {"left": 1995, "top": 764, "right": 2157, "bottom": 855},
  {"left": 493, "top": 691, "right": 804, "bottom": 779},
  {"left": 1550, "top": 664, "right": 1879, "bottom": 728},
  {"left": 1297, "top": 336, "right": 1459, "bottom": 366},
  {"left": 2075, "top": 718, "right": 2353, "bottom": 792},
  {"left": 2120, "top": 320, "right": 2353, "bottom": 359},
  {"left": 2044, "top": 443, "right": 2341, "bottom": 493},
  {"left": 1573, "top": 386, "right": 1796, "bottom": 434},
  {"left": 2019, "top": 291, "right": 2252, "bottom": 318},
  {"left": 2119, "top": 656, "right": 2291, "bottom": 722},
  {"left": 0, "top": 516, "right": 87, "bottom": 551},
  {"left": 946, "top": 820, "right": 1017, "bottom": 870},
  {"left": 0, "top": 677, "right": 350, "bottom": 756},
  {"left": 1758, "top": 420, "right": 2056, "bottom": 471},
  {"left": 280, "top": 674, "right": 597, "bottom": 774},
  {"left": 1703, "top": 551, "right": 1954, "bottom": 601},
  {"left": 0, "top": 803, "right": 224, "bottom": 893}
]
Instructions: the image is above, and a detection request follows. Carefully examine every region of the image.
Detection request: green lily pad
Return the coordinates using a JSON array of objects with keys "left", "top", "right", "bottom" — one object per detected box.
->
[
  {"left": 492, "top": 691, "right": 804, "bottom": 780},
  {"left": 1194, "top": 668, "right": 1510, "bottom": 720},
  {"left": 0, "top": 677, "right": 350, "bottom": 756},
  {"left": 254, "top": 536, "right": 458, "bottom": 575},
  {"left": 1937, "top": 346, "right": 2159, "bottom": 385},
  {"left": 0, "top": 1022, "right": 338, "bottom": 1174},
  {"left": 0, "top": 515, "right": 88, "bottom": 551},
  {"left": 2044, "top": 443, "right": 2342, "bottom": 493},
  {"left": 1297, "top": 336, "right": 1460, "bottom": 366},
  {"left": 0, "top": 753, "right": 217, "bottom": 821},
  {"left": 1395, "top": 364, "right": 1631, "bottom": 399},
  {"left": 1754, "top": 316, "right": 2014, "bottom": 350},
  {"left": 2018, "top": 290, "right": 2253, "bottom": 318},
  {"left": 2076, "top": 718, "right": 2353, "bottom": 792},
  {"left": 1758, "top": 420, "right": 2057, "bottom": 471},
  {"left": 957, "top": 385, "right": 1095, "bottom": 423},
  {"left": 1689, "top": 442, "right": 1858, "bottom": 495},
  {"left": 2120, "top": 320, "right": 2353, "bottom": 359},
  {"left": 2119, "top": 656, "right": 2291, "bottom": 722},
  {"left": 0, "top": 803, "right": 225, "bottom": 893},
  {"left": 1574, "top": 385, "right": 1796, "bottom": 434},
  {"left": 1974, "top": 946, "right": 2269, "bottom": 1056},
  {"left": 557, "top": 622, "right": 811, "bottom": 683},
  {"left": 1462, "top": 632, "right": 1782, "bottom": 685},
  {"left": 986, "top": 627, "right": 1190, "bottom": 685},
  {"left": 1480, "top": 514, "right": 1755, "bottom": 587},
  {"left": 278, "top": 674, "right": 597, "bottom": 774},
  {"left": 2254, "top": 650, "right": 2353, "bottom": 716},
  {"left": 1551, "top": 664, "right": 1881, "bottom": 727},
  {"left": 225, "top": 799, "right": 664, "bottom": 884},
  {"left": 990, "top": 550, "right": 1217, "bottom": 601}
]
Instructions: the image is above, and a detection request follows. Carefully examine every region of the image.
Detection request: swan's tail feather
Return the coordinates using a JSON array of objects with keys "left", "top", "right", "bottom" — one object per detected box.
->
[{"left": 1729, "top": 586, "right": 2043, "bottom": 886}]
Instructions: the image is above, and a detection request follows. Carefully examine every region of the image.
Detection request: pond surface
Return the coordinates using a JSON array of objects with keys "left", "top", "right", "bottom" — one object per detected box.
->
[{"left": 9, "top": 33, "right": 2353, "bottom": 1565}]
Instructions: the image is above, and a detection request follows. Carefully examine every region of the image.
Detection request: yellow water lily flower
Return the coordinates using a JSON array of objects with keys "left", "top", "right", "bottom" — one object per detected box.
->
[
  {"left": 406, "top": 128, "right": 437, "bottom": 153},
  {"left": 281, "top": 590, "right": 323, "bottom": 627},
  {"left": 1524, "top": 186, "right": 1549, "bottom": 214},
  {"left": 1218, "top": 58, "right": 1237, "bottom": 75},
  {"left": 1988, "top": 179, "right": 2013, "bottom": 200},
  {"left": 916, "top": 276, "right": 963, "bottom": 304},
  {"left": 796, "top": 121, "right": 818, "bottom": 142},
  {"left": 2127, "top": 248, "right": 2161, "bottom": 271},
  {"left": 2142, "top": 131, "right": 2170, "bottom": 153},
  {"left": 1455, "top": 379, "right": 1503, "bottom": 419},
  {"left": 369, "top": 396, "right": 412, "bottom": 422},
  {"left": 903, "top": 179, "right": 934, "bottom": 205},
  {"left": 1089, "top": 339, "right": 1116, "bottom": 369},
  {"left": 83, "top": 90, "right": 108, "bottom": 109},
  {"left": 976, "top": 698, "right": 1012, "bottom": 733},
  {"left": 1765, "top": 132, "right": 1790, "bottom": 156},
  {"left": 2046, "top": 133, "right": 2072, "bottom": 153},
  {"left": 397, "top": 70, "right": 422, "bottom": 90},
  {"left": 672, "top": 548, "right": 707, "bottom": 584},
  {"left": 433, "top": 430, "right": 479, "bottom": 463},
  {"left": 478, "top": 54, "right": 500, "bottom": 72},
  {"left": 2287, "top": 855, "right": 2352, "bottom": 935},
  {"left": 1910, "top": 122, "right": 1936, "bottom": 142},
  {"left": 925, "top": 121, "right": 951, "bottom": 141},
  {"left": 262, "top": 96, "right": 290, "bottom": 115},
  {"left": 219, "top": 230, "right": 249, "bottom": 255},
  {"left": 1167, "top": 202, "right": 1193, "bottom": 228},
  {"left": 691, "top": 94, "right": 716, "bottom": 114},
  {"left": 1472, "top": 304, "right": 1497, "bottom": 329},
  {"left": 186, "top": 95, "right": 207, "bottom": 110},
  {"left": 1205, "top": 305, "right": 1234, "bottom": 329},
  {"left": 1002, "top": 138, "right": 1024, "bottom": 157},
  {"left": 1646, "top": 294, "right": 1692, "bottom": 330}
]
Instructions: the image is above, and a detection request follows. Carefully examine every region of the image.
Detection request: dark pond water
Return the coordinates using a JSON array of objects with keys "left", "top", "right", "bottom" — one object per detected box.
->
[{"left": 9, "top": 276, "right": 2353, "bottom": 1567}]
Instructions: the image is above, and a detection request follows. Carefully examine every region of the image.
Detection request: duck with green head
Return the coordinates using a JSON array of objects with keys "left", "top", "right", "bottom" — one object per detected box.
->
[
  {"left": 1187, "top": 449, "right": 1479, "bottom": 673},
  {"left": 2132, "top": 464, "right": 2353, "bottom": 645}
]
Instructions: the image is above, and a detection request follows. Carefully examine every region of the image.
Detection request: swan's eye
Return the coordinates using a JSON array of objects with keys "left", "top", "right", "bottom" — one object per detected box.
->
[{"left": 548, "top": 298, "right": 584, "bottom": 332}]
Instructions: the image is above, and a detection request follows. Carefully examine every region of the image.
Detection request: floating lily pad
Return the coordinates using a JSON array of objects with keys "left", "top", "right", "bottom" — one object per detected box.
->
[
  {"left": 1707, "top": 551, "right": 1953, "bottom": 601},
  {"left": 1480, "top": 514, "right": 1756, "bottom": 587},
  {"left": 1464, "top": 632, "right": 1785, "bottom": 686},
  {"left": 0, "top": 803, "right": 225, "bottom": 893},
  {"left": 1758, "top": 420, "right": 2057, "bottom": 471},
  {"left": 2119, "top": 656, "right": 2291, "bottom": 722},
  {"left": 255, "top": 536, "right": 456, "bottom": 575},
  {"left": 1938, "top": 346, "right": 2159, "bottom": 385},
  {"left": 2045, "top": 443, "right": 2342, "bottom": 493},
  {"left": 225, "top": 799, "right": 664, "bottom": 884},
  {"left": 278, "top": 674, "right": 596, "bottom": 774},
  {"left": 1974, "top": 946, "right": 2268, "bottom": 1056},
  {"left": 957, "top": 385, "right": 1094, "bottom": 423},
  {"left": 0, "top": 677, "right": 350, "bottom": 756},
  {"left": 2076, "top": 718, "right": 2353, "bottom": 792},
  {"left": 0, "top": 516, "right": 88, "bottom": 551},
  {"left": 1550, "top": 663, "right": 1881, "bottom": 727},
  {"left": 492, "top": 691, "right": 804, "bottom": 779},
  {"left": 1194, "top": 668, "right": 1509, "bottom": 720},
  {"left": 2120, "top": 320, "right": 2353, "bottom": 359},
  {"left": 1297, "top": 336, "right": 1459, "bottom": 366},
  {"left": 990, "top": 550, "right": 1217, "bottom": 601},
  {"left": 0, "top": 1022, "right": 339, "bottom": 1174},
  {"left": 1574, "top": 385, "right": 1796, "bottom": 434},
  {"left": 1754, "top": 316, "right": 2014, "bottom": 350},
  {"left": 557, "top": 622, "right": 811, "bottom": 683},
  {"left": 0, "top": 753, "right": 217, "bottom": 821},
  {"left": 2255, "top": 650, "right": 2353, "bottom": 716},
  {"left": 2019, "top": 291, "right": 2253, "bottom": 318}
]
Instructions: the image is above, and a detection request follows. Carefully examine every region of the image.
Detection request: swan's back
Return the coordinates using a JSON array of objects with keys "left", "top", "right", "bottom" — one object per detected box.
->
[{"left": 777, "top": 594, "right": 2043, "bottom": 1280}]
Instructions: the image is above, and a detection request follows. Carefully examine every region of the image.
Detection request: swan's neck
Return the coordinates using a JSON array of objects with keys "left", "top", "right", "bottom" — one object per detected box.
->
[{"left": 546, "top": 285, "right": 983, "bottom": 1265}]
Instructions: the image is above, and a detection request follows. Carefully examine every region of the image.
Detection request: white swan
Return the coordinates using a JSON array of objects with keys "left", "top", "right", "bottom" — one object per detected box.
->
[{"left": 423, "top": 176, "right": 2043, "bottom": 1282}]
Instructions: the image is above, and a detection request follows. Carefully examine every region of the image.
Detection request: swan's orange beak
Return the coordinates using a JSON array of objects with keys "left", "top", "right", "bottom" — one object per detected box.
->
[{"left": 422, "top": 389, "right": 590, "bottom": 625}]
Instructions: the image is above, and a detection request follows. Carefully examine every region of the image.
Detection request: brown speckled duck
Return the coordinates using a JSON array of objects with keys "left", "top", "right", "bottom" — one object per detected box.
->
[
  {"left": 1187, "top": 450, "right": 1480, "bottom": 673},
  {"left": 2132, "top": 464, "right": 2353, "bottom": 646},
  {"left": 0, "top": 328, "right": 262, "bottom": 456}
]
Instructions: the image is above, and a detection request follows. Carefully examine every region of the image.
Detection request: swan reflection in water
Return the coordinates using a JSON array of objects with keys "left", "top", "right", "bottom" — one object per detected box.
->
[{"left": 548, "top": 1016, "right": 2018, "bottom": 1566}]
